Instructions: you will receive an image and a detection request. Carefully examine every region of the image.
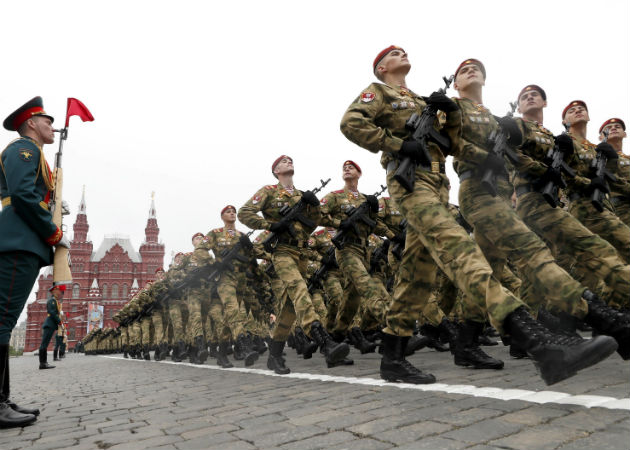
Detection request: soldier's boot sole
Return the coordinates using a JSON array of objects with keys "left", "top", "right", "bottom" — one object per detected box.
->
[
  {"left": 380, "top": 360, "right": 436, "bottom": 385},
  {"left": 323, "top": 342, "right": 350, "bottom": 365},
  {"left": 531, "top": 335, "right": 617, "bottom": 385},
  {"left": 244, "top": 351, "right": 259, "bottom": 367},
  {"left": 326, "top": 357, "right": 354, "bottom": 368}
]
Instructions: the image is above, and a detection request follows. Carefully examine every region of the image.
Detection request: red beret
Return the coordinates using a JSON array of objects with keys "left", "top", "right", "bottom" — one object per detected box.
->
[
  {"left": 271, "top": 155, "right": 292, "bottom": 173},
  {"left": 155, "top": 267, "right": 165, "bottom": 273},
  {"left": 49, "top": 284, "right": 67, "bottom": 292},
  {"left": 518, "top": 85, "right": 546, "bottom": 101},
  {"left": 562, "top": 100, "right": 588, "bottom": 119},
  {"left": 373, "top": 45, "right": 404, "bottom": 72},
  {"left": 221, "top": 205, "right": 236, "bottom": 215},
  {"left": 192, "top": 232, "right": 205, "bottom": 240},
  {"left": 343, "top": 160, "right": 362, "bottom": 173},
  {"left": 599, "top": 118, "right": 626, "bottom": 134},
  {"left": 454, "top": 58, "right": 486, "bottom": 79}
]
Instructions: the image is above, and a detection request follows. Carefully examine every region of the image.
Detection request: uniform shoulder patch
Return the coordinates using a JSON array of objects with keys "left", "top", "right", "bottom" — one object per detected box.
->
[
  {"left": 360, "top": 92, "right": 376, "bottom": 103},
  {"left": 264, "top": 184, "right": 277, "bottom": 190},
  {"left": 18, "top": 148, "right": 35, "bottom": 162}
]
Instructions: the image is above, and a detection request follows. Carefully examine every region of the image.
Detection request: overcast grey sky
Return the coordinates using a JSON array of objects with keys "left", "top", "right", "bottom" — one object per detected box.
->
[{"left": 4, "top": 0, "right": 628, "bottom": 323}]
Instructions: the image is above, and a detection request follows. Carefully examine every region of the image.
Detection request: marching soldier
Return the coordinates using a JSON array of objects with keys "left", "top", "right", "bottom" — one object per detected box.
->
[
  {"left": 39, "top": 285, "right": 65, "bottom": 369},
  {"left": 599, "top": 118, "right": 629, "bottom": 225},
  {"left": 238, "top": 155, "right": 349, "bottom": 373}
]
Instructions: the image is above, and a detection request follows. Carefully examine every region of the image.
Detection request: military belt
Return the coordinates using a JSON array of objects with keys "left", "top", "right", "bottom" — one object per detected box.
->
[
  {"left": 1, "top": 196, "right": 49, "bottom": 210},
  {"left": 459, "top": 169, "right": 508, "bottom": 183},
  {"left": 386, "top": 160, "right": 445, "bottom": 175},
  {"left": 515, "top": 184, "right": 534, "bottom": 198},
  {"left": 609, "top": 196, "right": 626, "bottom": 208},
  {"left": 276, "top": 236, "right": 309, "bottom": 248}
]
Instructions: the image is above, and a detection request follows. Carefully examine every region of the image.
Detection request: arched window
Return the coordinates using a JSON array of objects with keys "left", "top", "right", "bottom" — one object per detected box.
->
[
  {"left": 72, "top": 283, "right": 80, "bottom": 299},
  {"left": 111, "top": 284, "right": 119, "bottom": 299},
  {"left": 122, "top": 284, "right": 128, "bottom": 299},
  {"left": 102, "top": 284, "right": 108, "bottom": 299}
]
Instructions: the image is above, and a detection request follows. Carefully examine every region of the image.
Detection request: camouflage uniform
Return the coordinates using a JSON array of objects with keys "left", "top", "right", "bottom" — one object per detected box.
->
[
  {"left": 512, "top": 119, "right": 630, "bottom": 308},
  {"left": 340, "top": 82, "right": 525, "bottom": 335},
  {"left": 238, "top": 183, "right": 321, "bottom": 341},
  {"left": 609, "top": 152, "right": 630, "bottom": 225}
]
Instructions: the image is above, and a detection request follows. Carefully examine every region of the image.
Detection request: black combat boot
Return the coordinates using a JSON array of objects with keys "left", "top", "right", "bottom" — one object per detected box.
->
[
  {"left": 123, "top": 345, "right": 129, "bottom": 359},
  {"left": 153, "top": 344, "right": 162, "bottom": 361},
  {"left": 38, "top": 351, "right": 55, "bottom": 370},
  {"left": 159, "top": 342, "right": 170, "bottom": 359},
  {"left": 188, "top": 342, "right": 200, "bottom": 364},
  {"left": 236, "top": 334, "right": 259, "bottom": 367},
  {"left": 420, "top": 323, "right": 449, "bottom": 352},
  {"left": 453, "top": 320, "right": 504, "bottom": 370},
  {"left": 171, "top": 341, "right": 186, "bottom": 362},
  {"left": 252, "top": 335, "right": 268, "bottom": 355},
  {"left": 504, "top": 306, "right": 618, "bottom": 385},
  {"left": 142, "top": 345, "right": 151, "bottom": 361},
  {"left": 478, "top": 326, "right": 499, "bottom": 346},
  {"left": 404, "top": 334, "right": 430, "bottom": 356},
  {"left": 582, "top": 290, "right": 630, "bottom": 360},
  {"left": 438, "top": 318, "right": 459, "bottom": 353},
  {"left": 216, "top": 341, "right": 234, "bottom": 368},
  {"left": 295, "top": 327, "right": 318, "bottom": 359},
  {"left": 349, "top": 327, "right": 377, "bottom": 354},
  {"left": 309, "top": 321, "right": 349, "bottom": 365},
  {"left": 195, "top": 336, "right": 209, "bottom": 364},
  {"left": 331, "top": 330, "right": 347, "bottom": 344},
  {"left": 537, "top": 307, "right": 561, "bottom": 332},
  {"left": 267, "top": 340, "right": 290, "bottom": 374},
  {"left": 232, "top": 338, "right": 245, "bottom": 360},
  {"left": 53, "top": 348, "right": 59, "bottom": 361},
  {"left": 326, "top": 356, "right": 354, "bottom": 368},
  {"left": 380, "top": 333, "right": 436, "bottom": 384},
  {"left": 208, "top": 342, "right": 218, "bottom": 358},
  {"left": 509, "top": 343, "right": 529, "bottom": 359}
]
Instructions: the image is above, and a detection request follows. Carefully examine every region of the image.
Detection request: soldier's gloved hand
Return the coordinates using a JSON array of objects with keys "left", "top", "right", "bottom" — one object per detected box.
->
[
  {"left": 61, "top": 200, "right": 71, "bottom": 216},
  {"left": 596, "top": 142, "right": 618, "bottom": 160},
  {"left": 589, "top": 176, "right": 610, "bottom": 193},
  {"left": 301, "top": 190, "right": 320, "bottom": 206},
  {"left": 269, "top": 221, "right": 288, "bottom": 233},
  {"left": 426, "top": 91, "right": 459, "bottom": 112},
  {"left": 239, "top": 234, "right": 253, "bottom": 250},
  {"left": 399, "top": 140, "right": 431, "bottom": 166},
  {"left": 495, "top": 116, "right": 523, "bottom": 147},
  {"left": 483, "top": 152, "right": 505, "bottom": 172},
  {"left": 365, "top": 195, "right": 379, "bottom": 213},
  {"left": 542, "top": 166, "right": 565, "bottom": 188},
  {"left": 554, "top": 133, "right": 574, "bottom": 157},
  {"left": 55, "top": 234, "right": 71, "bottom": 249},
  {"left": 338, "top": 218, "right": 353, "bottom": 231}
]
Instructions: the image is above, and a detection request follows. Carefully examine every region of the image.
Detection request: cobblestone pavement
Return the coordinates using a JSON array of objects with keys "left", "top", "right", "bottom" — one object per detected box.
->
[{"left": 3, "top": 343, "right": 629, "bottom": 450}]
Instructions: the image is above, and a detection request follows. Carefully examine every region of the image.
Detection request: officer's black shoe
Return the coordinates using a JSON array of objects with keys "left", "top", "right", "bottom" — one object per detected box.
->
[
  {"left": 453, "top": 321, "right": 504, "bottom": 370},
  {"left": 295, "top": 327, "right": 318, "bottom": 359},
  {"left": 5, "top": 401, "right": 39, "bottom": 417},
  {"left": 582, "top": 290, "right": 630, "bottom": 360},
  {"left": 326, "top": 357, "right": 354, "bottom": 368},
  {"left": 350, "top": 327, "right": 377, "bottom": 354},
  {"left": 0, "top": 402, "right": 36, "bottom": 428},
  {"left": 236, "top": 334, "right": 259, "bottom": 367},
  {"left": 267, "top": 340, "right": 290, "bottom": 374},
  {"left": 142, "top": 345, "right": 151, "bottom": 361},
  {"left": 509, "top": 343, "right": 529, "bottom": 359},
  {"left": 505, "top": 306, "right": 618, "bottom": 385},
  {"left": 420, "top": 323, "right": 449, "bottom": 352},
  {"left": 253, "top": 335, "right": 268, "bottom": 355},
  {"left": 438, "top": 318, "right": 459, "bottom": 354},
  {"left": 38, "top": 352, "right": 55, "bottom": 370},
  {"left": 310, "top": 321, "right": 349, "bottom": 365},
  {"left": 380, "top": 333, "right": 436, "bottom": 384},
  {"left": 216, "top": 342, "right": 234, "bottom": 368},
  {"left": 404, "top": 334, "right": 430, "bottom": 356},
  {"left": 208, "top": 342, "right": 218, "bottom": 358},
  {"left": 195, "top": 336, "right": 208, "bottom": 364}
]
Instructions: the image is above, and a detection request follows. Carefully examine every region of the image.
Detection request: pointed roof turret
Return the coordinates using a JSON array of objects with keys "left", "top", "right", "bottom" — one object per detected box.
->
[
  {"left": 78, "top": 185, "right": 87, "bottom": 215},
  {"left": 148, "top": 191, "right": 156, "bottom": 219}
]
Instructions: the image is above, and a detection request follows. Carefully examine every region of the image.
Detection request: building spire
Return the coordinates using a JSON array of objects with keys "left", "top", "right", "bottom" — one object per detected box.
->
[
  {"left": 79, "top": 185, "right": 87, "bottom": 215},
  {"left": 149, "top": 191, "right": 156, "bottom": 219}
]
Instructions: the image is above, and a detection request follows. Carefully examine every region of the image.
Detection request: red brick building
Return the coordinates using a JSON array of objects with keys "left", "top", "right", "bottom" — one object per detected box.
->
[{"left": 24, "top": 191, "right": 165, "bottom": 352}]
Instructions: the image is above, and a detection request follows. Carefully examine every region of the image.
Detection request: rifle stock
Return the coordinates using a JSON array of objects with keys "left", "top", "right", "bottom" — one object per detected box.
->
[{"left": 52, "top": 166, "right": 72, "bottom": 286}]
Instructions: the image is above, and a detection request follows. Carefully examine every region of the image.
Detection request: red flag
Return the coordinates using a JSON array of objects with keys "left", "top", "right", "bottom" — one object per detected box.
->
[{"left": 65, "top": 98, "right": 94, "bottom": 127}]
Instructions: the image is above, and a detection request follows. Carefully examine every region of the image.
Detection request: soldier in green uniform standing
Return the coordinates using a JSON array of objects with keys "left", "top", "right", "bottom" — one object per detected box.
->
[
  {"left": 239, "top": 155, "right": 349, "bottom": 373},
  {"left": 0, "top": 97, "right": 70, "bottom": 427},
  {"left": 39, "top": 285, "right": 65, "bottom": 369},
  {"left": 340, "top": 47, "right": 616, "bottom": 386},
  {"left": 598, "top": 118, "right": 629, "bottom": 226}
]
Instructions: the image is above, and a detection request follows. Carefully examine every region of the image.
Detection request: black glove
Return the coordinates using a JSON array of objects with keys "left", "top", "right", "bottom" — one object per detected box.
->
[
  {"left": 542, "top": 166, "right": 565, "bottom": 188},
  {"left": 391, "top": 232, "right": 405, "bottom": 245},
  {"left": 483, "top": 152, "right": 505, "bottom": 172},
  {"left": 239, "top": 234, "right": 253, "bottom": 250},
  {"left": 365, "top": 195, "right": 379, "bottom": 213},
  {"left": 495, "top": 116, "right": 523, "bottom": 147},
  {"left": 596, "top": 142, "right": 618, "bottom": 160},
  {"left": 589, "top": 176, "right": 610, "bottom": 193},
  {"left": 399, "top": 140, "right": 431, "bottom": 166},
  {"left": 338, "top": 218, "right": 353, "bottom": 231},
  {"left": 426, "top": 91, "right": 458, "bottom": 113},
  {"left": 269, "top": 221, "right": 288, "bottom": 233},
  {"left": 301, "top": 190, "right": 320, "bottom": 206},
  {"left": 554, "top": 133, "right": 574, "bottom": 157}
]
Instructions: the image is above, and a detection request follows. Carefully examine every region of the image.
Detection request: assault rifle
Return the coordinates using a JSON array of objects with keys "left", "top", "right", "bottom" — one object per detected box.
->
[
  {"left": 369, "top": 239, "right": 390, "bottom": 274},
  {"left": 539, "top": 126, "right": 576, "bottom": 208},
  {"left": 391, "top": 218, "right": 407, "bottom": 261},
  {"left": 263, "top": 178, "right": 331, "bottom": 252},
  {"left": 331, "top": 185, "right": 387, "bottom": 250},
  {"left": 307, "top": 246, "right": 338, "bottom": 293},
  {"left": 481, "top": 102, "right": 522, "bottom": 196},
  {"left": 591, "top": 129, "right": 617, "bottom": 212},
  {"left": 394, "top": 75, "right": 454, "bottom": 192}
]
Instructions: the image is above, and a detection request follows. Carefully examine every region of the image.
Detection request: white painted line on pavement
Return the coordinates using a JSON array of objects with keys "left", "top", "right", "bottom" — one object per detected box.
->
[{"left": 102, "top": 356, "right": 630, "bottom": 411}]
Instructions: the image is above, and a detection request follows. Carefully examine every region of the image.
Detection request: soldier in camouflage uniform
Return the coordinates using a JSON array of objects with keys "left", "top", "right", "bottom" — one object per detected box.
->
[
  {"left": 512, "top": 87, "right": 630, "bottom": 314},
  {"left": 563, "top": 101, "right": 630, "bottom": 263},
  {"left": 598, "top": 118, "right": 630, "bottom": 226},
  {"left": 238, "top": 155, "right": 349, "bottom": 373},
  {"left": 194, "top": 206, "right": 259, "bottom": 367},
  {"left": 166, "top": 252, "right": 191, "bottom": 362},
  {"left": 340, "top": 47, "right": 617, "bottom": 386}
]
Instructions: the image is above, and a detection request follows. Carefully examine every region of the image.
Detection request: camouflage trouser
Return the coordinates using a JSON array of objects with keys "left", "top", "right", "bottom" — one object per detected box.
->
[
  {"left": 569, "top": 197, "right": 630, "bottom": 264},
  {"left": 140, "top": 316, "right": 154, "bottom": 347},
  {"left": 169, "top": 299, "right": 188, "bottom": 343},
  {"left": 187, "top": 284, "right": 212, "bottom": 342},
  {"left": 130, "top": 321, "right": 142, "bottom": 347},
  {"left": 310, "top": 289, "right": 328, "bottom": 325},
  {"left": 385, "top": 169, "right": 525, "bottom": 335},
  {"left": 459, "top": 177, "right": 587, "bottom": 319},
  {"left": 151, "top": 309, "right": 167, "bottom": 344},
  {"left": 207, "top": 292, "right": 231, "bottom": 342},
  {"left": 519, "top": 192, "right": 630, "bottom": 308},
  {"left": 336, "top": 245, "right": 391, "bottom": 332},
  {"left": 217, "top": 271, "right": 248, "bottom": 340},
  {"left": 611, "top": 198, "right": 630, "bottom": 227},
  {"left": 120, "top": 326, "right": 129, "bottom": 348},
  {"left": 323, "top": 271, "right": 344, "bottom": 332},
  {"left": 270, "top": 245, "right": 320, "bottom": 341}
]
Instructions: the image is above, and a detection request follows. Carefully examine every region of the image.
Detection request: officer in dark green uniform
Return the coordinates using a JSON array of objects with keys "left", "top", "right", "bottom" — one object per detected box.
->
[
  {"left": 39, "top": 285, "right": 65, "bottom": 369},
  {"left": 0, "top": 97, "right": 69, "bottom": 428}
]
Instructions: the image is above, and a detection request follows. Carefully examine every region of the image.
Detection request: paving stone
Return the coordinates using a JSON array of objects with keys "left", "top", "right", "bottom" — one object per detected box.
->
[
  {"left": 442, "top": 417, "right": 525, "bottom": 444},
  {"left": 490, "top": 424, "right": 590, "bottom": 450}
]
